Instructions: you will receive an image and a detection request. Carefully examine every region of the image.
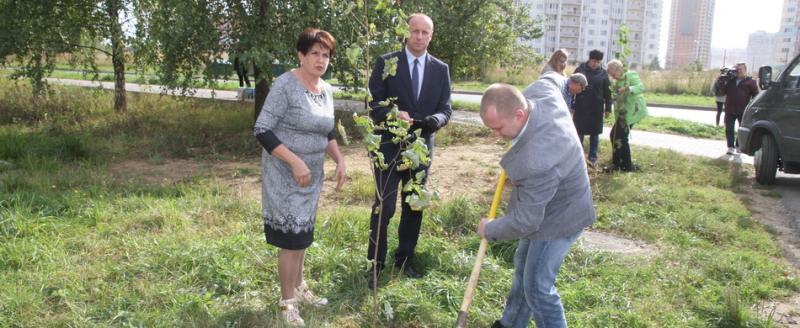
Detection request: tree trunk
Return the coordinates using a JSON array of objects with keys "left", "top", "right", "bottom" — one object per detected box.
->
[
  {"left": 253, "top": 0, "right": 271, "bottom": 123},
  {"left": 253, "top": 64, "right": 270, "bottom": 123},
  {"left": 107, "top": 0, "right": 126, "bottom": 113}
]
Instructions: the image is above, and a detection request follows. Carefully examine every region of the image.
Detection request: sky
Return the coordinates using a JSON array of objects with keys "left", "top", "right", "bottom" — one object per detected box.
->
[{"left": 658, "top": 0, "right": 784, "bottom": 60}]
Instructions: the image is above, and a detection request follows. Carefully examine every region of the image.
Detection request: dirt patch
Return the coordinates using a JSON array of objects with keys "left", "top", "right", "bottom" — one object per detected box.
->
[
  {"left": 733, "top": 168, "right": 800, "bottom": 326},
  {"left": 760, "top": 296, "right": 800, "bottom": 326},
  {"left": 108, "top": 140, "right": 652, "bottom": 258},
  {"left": 578, "top": 231, "right": 656, "bottom": 257},
  {"left": 109, "top": 158, "right": 262, "bottom": 200}
]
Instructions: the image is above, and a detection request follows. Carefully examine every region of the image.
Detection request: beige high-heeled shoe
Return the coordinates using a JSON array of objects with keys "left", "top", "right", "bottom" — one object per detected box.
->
[
  {"left": 278, "top": 298, "right": 305, "bottom": 326},
  {"left": 294, "top": 280, "right": 328, "bottom": 306}
]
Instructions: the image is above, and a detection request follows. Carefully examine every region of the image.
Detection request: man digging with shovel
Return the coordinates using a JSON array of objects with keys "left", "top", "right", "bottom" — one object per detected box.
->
[{"left": 476, "top": 82, "right": 596, "bottom": 328}]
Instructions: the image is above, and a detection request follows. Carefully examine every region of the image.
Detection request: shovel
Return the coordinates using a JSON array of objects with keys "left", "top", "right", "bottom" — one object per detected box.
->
[{"left": 454, "top": 170, "right": 507, "bottom": 328}]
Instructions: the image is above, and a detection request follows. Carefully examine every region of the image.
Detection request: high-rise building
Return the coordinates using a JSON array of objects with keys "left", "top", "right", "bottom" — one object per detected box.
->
[
  {"left": 666, "top": 0, "right": 714, "bottom": 69},
  {"left": 747, "top": 31, "right": 778, "bottom": 72},
  {"left": 776, "top": 0, "right": 800, "bottom": 65},
  {"left": 521, "top": 0, "right": 663, "bottom": 69}
]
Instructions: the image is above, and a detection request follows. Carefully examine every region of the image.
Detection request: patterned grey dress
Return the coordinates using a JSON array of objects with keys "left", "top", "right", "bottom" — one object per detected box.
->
[{"left": 254, "top": 71, "right": 334, "bottom": 250}]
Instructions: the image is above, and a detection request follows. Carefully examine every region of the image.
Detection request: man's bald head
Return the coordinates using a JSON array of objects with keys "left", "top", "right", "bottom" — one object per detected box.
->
[
  {"left": 480, "top": 83, "right": 528, "bottom": 118},
  {"left": 407, "top": 13, "right": 434, "bottom": 31}
]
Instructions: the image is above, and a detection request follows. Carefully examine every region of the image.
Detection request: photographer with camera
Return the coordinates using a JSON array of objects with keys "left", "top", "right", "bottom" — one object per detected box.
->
[
  {"left": 711, "top": 68, "right": 729, "bottom": 126},
  {"left": 717, "top": 63, "right": 759, "bottom": 155}
]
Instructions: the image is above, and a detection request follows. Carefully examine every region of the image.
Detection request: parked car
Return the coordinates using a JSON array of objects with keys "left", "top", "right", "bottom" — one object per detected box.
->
[{"left": 737, "top": 55, "right": 800, "bottom": 185}]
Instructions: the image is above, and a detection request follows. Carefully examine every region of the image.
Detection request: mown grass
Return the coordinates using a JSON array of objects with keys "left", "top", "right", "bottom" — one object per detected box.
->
[
  {"left": 1, "top": 77, "right": 797, "bottom": 327},
  {"left": 633, "top": 116, "right": 725, "bottom": 140},
  {"left": 647, "top": 93, "right": 715, "bottom": 108}
]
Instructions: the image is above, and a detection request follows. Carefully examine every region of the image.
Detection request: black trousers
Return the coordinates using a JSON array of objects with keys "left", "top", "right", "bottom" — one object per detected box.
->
[
  {"left": 367, "top": 136, "right": 433, "bottom": 269},
  {"left": 724, "top": 113, "right": 742, "bottom": 148},
  {"left": 610, "top": 120, "right": 633, "bottom": 171}
]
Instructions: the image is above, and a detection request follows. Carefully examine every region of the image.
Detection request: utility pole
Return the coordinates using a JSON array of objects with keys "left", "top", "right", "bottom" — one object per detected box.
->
[{"left": 722, "top": 49, "right": 727, "bottom": 67}]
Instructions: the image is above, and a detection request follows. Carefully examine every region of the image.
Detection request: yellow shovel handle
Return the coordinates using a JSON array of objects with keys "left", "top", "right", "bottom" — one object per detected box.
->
[{"left": 455, "top": 170, "right": 507, "bottom": 328}]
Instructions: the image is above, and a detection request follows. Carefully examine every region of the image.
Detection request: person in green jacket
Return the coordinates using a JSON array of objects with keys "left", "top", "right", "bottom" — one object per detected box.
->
[{"left": 607, "top": 59, "right": 647, "bottom": 172}]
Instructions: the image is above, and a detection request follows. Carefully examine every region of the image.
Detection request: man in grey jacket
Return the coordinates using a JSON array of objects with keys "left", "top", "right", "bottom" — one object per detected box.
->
[{"left": 477, "top": 82, "right": 596, "bottom": 328}]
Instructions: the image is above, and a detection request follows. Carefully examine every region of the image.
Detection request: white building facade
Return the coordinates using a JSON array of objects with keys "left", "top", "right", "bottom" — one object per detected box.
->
[
  {"left": 747, "top": 31, "right": 778, "bottom": 72},
  {"left": 776, "top": 0, "right": 800, "bottom": 65},
  {"left": 520, "top": 0, "right": 663, "bottom": 69}
]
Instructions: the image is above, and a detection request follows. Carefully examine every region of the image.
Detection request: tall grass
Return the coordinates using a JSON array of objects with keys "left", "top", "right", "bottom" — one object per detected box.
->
[
  {"left": 638, "top": 70, "right": 718, "bottom": 97},
  {"left": 472, "top": 65, "right": 719, "bottom": 98}
]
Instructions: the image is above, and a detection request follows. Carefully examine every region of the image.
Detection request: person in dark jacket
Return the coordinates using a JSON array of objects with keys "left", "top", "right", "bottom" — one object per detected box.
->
[
  {"left": 718, "top": 62, "right": 759, "bottom": 155},
  {"left": 573, "top": 50, "right": 612, "bottom": 167}
]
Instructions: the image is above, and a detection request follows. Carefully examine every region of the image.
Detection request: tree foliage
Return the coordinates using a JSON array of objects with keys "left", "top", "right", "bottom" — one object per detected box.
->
[
  {"left": 2, "top": 0, "right": 542, "bottom": 111},
  {"left": 648, "top": 56, "right": 662, "bottom": 71},
  {"left": 614, "top": 23, "right": 632, "bottom": 67},
  {"left": 402, "top": 0, "right": 542, "bottom": 80},
  {"left": 0, "top": 0, "right": 132, "bottom": 111}
]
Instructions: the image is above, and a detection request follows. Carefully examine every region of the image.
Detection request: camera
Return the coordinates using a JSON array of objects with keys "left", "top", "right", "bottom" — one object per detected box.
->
[{"left": 720, "top": 67, "right": 737, "bottom": 80}]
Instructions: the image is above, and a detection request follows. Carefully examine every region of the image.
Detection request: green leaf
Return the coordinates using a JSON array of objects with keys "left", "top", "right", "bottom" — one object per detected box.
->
[
  {"left": 382, "top": 56, "right": 399, "bottom": 80},
  {"left": 345, "top": 45, "right": 362, "bottom": 67},
  {"left": 365, "top": 133, "right": 382, "bottom": 152},
  {"left": 336, "top": 119, "right": 349, "bottom": 146}
]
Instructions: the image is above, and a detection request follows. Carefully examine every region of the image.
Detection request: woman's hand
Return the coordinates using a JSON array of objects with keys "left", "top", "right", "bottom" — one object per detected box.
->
[
  {"left": 291, "top": 160, "right": 312, "bottom": 187},
  {"left": 617, "top": 87, "right": 628, "bottom": 94},
  {"left": 333, "top": 161, "right": 347, "bottom": 192}
]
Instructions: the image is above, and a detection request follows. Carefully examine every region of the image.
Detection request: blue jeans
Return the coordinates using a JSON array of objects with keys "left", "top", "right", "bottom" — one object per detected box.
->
[
  {"left": 578, "top": 134, "right": 599, "bottom": 161},
  {"left": 498, "top": 231, "right": 582, "bottom": 328}
]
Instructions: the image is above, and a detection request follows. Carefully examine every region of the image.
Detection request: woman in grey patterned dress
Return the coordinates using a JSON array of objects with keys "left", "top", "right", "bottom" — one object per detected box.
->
[{"left": 254, "top": 28, "right": 346, "bottom": 326}]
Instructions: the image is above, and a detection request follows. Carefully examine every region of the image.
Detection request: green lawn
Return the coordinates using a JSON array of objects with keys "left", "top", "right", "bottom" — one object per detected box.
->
[
  {"left": 1, "top": 79, "right": 797, "bottom": 327},
  {"left": 629, "top": 116, "right": 725, "bottom": 140}
]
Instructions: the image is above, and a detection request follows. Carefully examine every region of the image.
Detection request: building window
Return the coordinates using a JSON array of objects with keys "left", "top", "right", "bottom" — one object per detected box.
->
[
  {"left": 589, "top": 29, "right": 595, "bottom": 35},
  {"left": 588, "top": 40, "right": 594, "bottom": 46},
  {"left": 601, "top": 30, "right": 607, "bottom": 36},
  {"left": 601, "top": 41, "right": 606, "bottom": 46},
  {"left": 789, "top": 7, "right": 796, "bottom": 12},
  {"left": 601, "top": 19, "right": 608, "bottom": 25},
  {"left": 591, "top": 8, "right": 596, "bottom": 14},
  {"left": 786, "top": 37, "right": 793, "bottom": 42}
]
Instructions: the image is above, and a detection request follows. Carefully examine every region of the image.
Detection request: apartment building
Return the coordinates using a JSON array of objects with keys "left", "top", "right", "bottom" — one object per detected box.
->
[
  {"left": 776, "top": 0, "right": 800, "bottom": 65},
  {"left": 666, "top": 0, "right": 714, "bottom": 69},
  {"left": 746, "top": 31, "right": 778, "bottom": 71},
  {"left": 521, "top": 0, "right": 663, "bottom": 69}
]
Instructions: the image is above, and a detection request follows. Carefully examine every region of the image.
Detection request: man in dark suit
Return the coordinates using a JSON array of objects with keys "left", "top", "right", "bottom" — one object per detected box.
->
[{"left": 366, "top": 13, "right": 452, "bottom": 289}]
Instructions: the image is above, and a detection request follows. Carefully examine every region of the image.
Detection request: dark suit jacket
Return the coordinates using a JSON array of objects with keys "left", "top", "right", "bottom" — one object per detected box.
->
[{"left": 368, "top": 50, "right": 452, "bottom": 141}]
